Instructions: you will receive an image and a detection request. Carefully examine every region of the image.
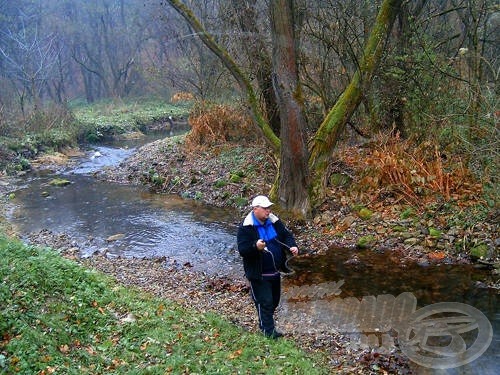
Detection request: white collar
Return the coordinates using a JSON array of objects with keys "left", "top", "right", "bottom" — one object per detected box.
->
[{"left": 243, "top": 211, "right": 279, "bottom": 226}]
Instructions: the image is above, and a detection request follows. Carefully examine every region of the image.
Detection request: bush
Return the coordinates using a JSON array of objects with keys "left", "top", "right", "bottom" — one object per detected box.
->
[
  {"left": 345, "top": 133, "right": 483, "bottom": 208},
  {"left": 185, "top": 102, "right": 255, "bottom": 148}
]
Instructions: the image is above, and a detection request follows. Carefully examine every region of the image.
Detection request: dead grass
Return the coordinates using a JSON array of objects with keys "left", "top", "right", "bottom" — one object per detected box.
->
[
  {"left": 340, "top": 133, "right": 483, "bottom": 208},
  {"left": 171, "top": 91, "right": 195, "bottom": 102},
  {"left": 185, "top": 103, "right": 255, "bottom": 149}
]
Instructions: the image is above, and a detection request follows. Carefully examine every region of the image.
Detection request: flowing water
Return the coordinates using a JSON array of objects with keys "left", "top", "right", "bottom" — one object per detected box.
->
[
  {"left": 8, "top": 132, "right": 242, "bottom": 276},
  {"left": 6, "top": 132, "right": 498, "bottom": 374}
]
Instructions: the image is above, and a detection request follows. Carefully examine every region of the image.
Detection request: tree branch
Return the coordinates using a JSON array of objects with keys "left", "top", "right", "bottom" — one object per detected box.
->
[{"left": 165, "top": 0, "right": 281, "bottom": 152}]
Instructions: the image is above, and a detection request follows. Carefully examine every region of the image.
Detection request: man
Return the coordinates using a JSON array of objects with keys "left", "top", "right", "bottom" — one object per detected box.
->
[{"left": 237, "top": 195, "right": 299, "bottom": 339}]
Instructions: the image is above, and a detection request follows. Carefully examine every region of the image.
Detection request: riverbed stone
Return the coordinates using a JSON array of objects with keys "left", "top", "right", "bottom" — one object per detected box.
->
[
  {"left": 399, "top": 231, "right": 419, "bottom": 240},
  {"left": 403, "top": 237, "right": 420, "bottom": 245},
  {"left": 106, "top": 233, "right": 125, "bottom": 242},
  {"left": 49, "top": 178, "right": 71, "bottom": 186}
]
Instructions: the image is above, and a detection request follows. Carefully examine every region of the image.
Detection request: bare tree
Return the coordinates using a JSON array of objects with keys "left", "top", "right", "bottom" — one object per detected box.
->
[
  {"left": 452, "top": 0, "right": 498, "bottom": 131},
  {"left": 227, "top": 0, "right": 281, "bottom": 135},
  {"left": 166, "top": 0, "right": 281, "bottom": 152},
  {"left": 67, "top": 0, "right": 148, "bottom": 101},
  {"left": 0, "top": 11, "right": 58, "bottom": 116},
  {"left": 298, "top": 1, "right": 375, "bottom": 120},
  {"left": 145, "top": 2, "right": 230, "bottom": 100}
]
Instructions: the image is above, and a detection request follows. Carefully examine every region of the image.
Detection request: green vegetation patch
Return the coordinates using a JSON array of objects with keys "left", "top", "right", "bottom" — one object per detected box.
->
[
  {"left": 357, "top": 207, "right": 373, "bottom": 220},
  {"left": 229, "top": 173, "right": 243, "bottom": 183},
  {"left": 400, "top": 207, "right": 416, "bottom": 220},
  {"left": 73, "top": 98, "right": 191, "bottom": 142},
  {"left": 357, "top": 235, "right": 376, "bottom": 249},
  {"left": 470, "top": 244, "right": 489, "bottom": 259},
  {"left": 49, "top": 178, "right": 71, "bottom": 187},
  {"left": 0, "top": 235, "right": 325, "bottom": 374},
  {"left": 329, "top": 173, "right": 352, "bottom": 187},
  {"left": 428, "top": 227, "right": 442, "bottom": 238},
  {"left": 214, "top": 179, "right": 228, "bottom": 188}
]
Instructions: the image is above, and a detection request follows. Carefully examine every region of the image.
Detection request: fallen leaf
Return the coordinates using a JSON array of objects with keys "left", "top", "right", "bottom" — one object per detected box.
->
[
  {"left": 428, "top": 251, "right": 446, "bottom": 261},
  {"left": 228, "top": 349, "right": 243, "bottom": 359}
]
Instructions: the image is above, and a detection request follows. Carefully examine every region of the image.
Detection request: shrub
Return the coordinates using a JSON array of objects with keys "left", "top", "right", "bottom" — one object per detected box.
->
[
  {"left": 185, "top": 102, "right": 255, "bottom": 148},
  {"left": 345, "top": 133, "right": 483, "bottom": 208}
]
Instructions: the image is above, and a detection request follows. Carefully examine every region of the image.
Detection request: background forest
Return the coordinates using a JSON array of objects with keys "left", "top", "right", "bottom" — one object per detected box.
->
[{"left": 0, "top": 0, "right": 498, "bottom": 211}]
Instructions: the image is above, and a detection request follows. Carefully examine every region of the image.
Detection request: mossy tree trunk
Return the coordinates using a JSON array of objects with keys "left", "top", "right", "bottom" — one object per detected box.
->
[
  {"left": 308, "top": 0, "right": 403, "bottom": 205},
  {"left": 166, "top": 0, "right": 281, "bottom": 153},
  {"left": 166, "top": 0, "right": 402, "bottom": 216}
]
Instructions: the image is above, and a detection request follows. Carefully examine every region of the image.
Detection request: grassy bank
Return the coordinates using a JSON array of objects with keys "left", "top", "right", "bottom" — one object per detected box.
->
[
  {"left": 0, "top": 97, "right": 192, "bottom": 173},
  {"left": 72, "top": 98, "right": 191, "bottom": 143},
  {"left": 0, "top": 235, "right": 327, "bottom": 374}
]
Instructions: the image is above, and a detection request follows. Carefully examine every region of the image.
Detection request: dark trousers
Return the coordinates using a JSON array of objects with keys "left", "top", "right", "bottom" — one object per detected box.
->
[{"left": 249, "top": 277, "right": 281, "bottom": 334}]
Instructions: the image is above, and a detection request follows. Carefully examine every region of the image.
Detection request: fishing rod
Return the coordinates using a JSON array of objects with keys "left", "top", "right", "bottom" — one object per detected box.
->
[{"left": 263, "top": 238, "right": 297, "bottom": 276}]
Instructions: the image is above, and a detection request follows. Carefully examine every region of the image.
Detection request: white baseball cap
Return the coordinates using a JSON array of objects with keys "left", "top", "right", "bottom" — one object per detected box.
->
[{"left": 251, "top": 195, "right": 274, "bottom": 208}]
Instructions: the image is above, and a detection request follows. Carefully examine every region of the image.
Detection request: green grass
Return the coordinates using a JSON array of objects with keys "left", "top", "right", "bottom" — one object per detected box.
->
[
  {"left": 0, "top": 235, "right": 327, "bottom": 374},
  {"left": 0, "top": 97, "right": 193, "bottom": 172},
  {"left": 73, "top": 97, "right": 191, "bottom": 138}
]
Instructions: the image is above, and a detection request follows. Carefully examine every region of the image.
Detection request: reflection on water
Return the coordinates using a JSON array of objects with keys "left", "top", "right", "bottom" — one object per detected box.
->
[
  {"left": 9, "top": 172, "right": 242, "bottom": 276},
  {"left": 283, "top": 250, "right": 498, "bottom": 375},
  {"left": 286, "top": 250, "right": 495, "bottom": 306}
]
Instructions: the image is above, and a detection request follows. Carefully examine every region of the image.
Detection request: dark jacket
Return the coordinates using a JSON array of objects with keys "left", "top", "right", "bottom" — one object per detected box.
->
[{"left": 237, "top": 212, "right": 297, "bottom": 280}]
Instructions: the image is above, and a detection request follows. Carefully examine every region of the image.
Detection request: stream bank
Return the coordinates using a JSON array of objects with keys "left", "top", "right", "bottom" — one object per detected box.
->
[
  {"left": 1, "top": 131, "right": 498, "bottom": 374},
  {"left": 20, "top": 229, "right": 411, "bottom": 374},
  {"left": 97, "top": 134, "right": 499, "bottom": 280}
]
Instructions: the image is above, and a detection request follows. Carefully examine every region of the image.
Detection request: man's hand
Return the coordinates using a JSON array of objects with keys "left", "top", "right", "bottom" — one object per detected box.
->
[
  {"left": 256, "top": 239, "right": 266, "bottom": 251},
  {"left": 289, "top": 246, "right": 299, "bottom": 256}
]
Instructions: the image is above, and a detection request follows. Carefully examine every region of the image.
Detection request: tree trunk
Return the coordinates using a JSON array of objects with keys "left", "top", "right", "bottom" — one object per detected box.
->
[
  {"left": 166, "top": 0, "right": 403, "bottom": 216},
  {"left": 308, "top": 0, "right": 403, "bottom": 204},
  {"left": 166, "top": 0, "right": 281, "bottom": 153},
  {"left": 269, "top": 0, "right": 310, "bottom": 217}
]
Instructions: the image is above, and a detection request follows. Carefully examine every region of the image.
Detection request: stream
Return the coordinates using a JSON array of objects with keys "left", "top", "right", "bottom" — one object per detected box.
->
[
  {"left": 6, "top": 132, "right": 498, "bottom": 374},
  {"left": 8, "top": 132, "right": 242, "bottom": 277}
]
